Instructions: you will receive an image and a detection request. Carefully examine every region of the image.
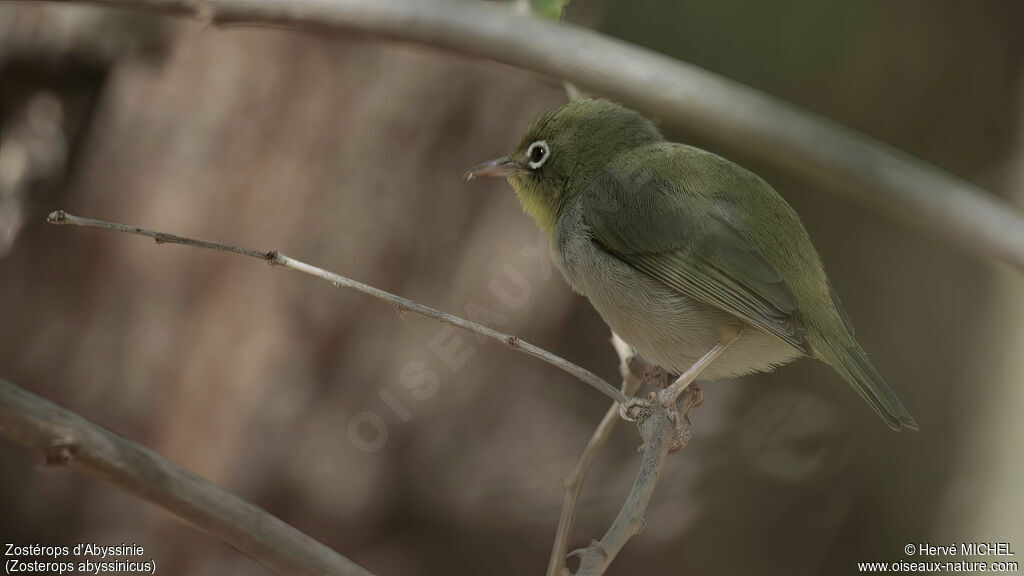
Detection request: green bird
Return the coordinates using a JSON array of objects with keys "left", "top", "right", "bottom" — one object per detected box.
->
[{"left": 465, "top": 98, "right": 917, "bottom": 437}]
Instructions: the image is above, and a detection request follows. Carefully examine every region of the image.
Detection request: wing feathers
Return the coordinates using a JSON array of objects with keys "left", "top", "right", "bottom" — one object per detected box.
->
[{"left": 583, "top": 144, "right": 811, "bottom": 354}]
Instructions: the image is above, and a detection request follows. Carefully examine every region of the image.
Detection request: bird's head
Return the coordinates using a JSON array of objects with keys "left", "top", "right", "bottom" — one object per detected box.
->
[{"left": 464, "top": 98, "right": 662, "bottom": 234}]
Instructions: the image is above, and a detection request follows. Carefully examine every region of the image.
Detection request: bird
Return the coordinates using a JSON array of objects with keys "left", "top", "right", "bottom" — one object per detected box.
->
[{"left": 464, "top": 98, "right": 917, "bottom": 443}]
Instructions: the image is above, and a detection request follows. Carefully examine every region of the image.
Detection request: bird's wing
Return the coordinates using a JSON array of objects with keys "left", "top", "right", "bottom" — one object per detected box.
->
[{"left": 582, "top": 143, "right": 811, "bottom": 354}]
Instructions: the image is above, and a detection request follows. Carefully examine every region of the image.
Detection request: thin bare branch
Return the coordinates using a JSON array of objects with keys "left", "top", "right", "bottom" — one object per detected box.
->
[
  {"left": 40, "top": 0, "right": 1024, "bottom": 271},
  {"left": 546, "top": 335, "right": 652, "bottom": 576},
  {"left": 571, "top": 405, "right": 675, "bottom": 576},
  {"left": 0, "top": 377, "right": 377, "bottom": 576},
  {"left": 45, "top": 210, "right": 628, "bottom": 404}
]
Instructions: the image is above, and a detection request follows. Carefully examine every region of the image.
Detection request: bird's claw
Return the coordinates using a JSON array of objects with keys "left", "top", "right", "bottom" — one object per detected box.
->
[
  {"left": 666, "top": 384, "right": 703, "bottom": 452},
  {"left": 681, "top": 383, "right": 705, "bottom": 413},
  {"left": 618, "top": 392, "right": 656, "bottom": 422},
  {"left": 621, "top": 385, "right": 704, "bottom": 452}
]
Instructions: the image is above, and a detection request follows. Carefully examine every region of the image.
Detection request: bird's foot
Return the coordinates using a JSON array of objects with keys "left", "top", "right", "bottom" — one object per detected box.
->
[
  {"left": 665, "top": 384, "right": 703, "bottom": 452},
  {"left": 619, "top": 393, "right": 657, "bottom": 452},
  {"left": 619, "top": 385, "right": 703, "bottom": 452},
  {"left": 619, "top": 392, "right": 656, "bottom": 423}
]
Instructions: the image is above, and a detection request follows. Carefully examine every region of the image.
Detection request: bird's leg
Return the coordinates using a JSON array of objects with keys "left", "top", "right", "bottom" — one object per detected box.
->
[
  {"left": 662, "top": 330, "right": 743, "bottom": 449},
  {"left": 617, "top": 365, "right": 665, "bottom": 422},
  {"left": 656, "top": 328, "right": 743, "bottom": 409},
  {"left": 619, "top": 329, "right": 743, "bottom": 449},
  {"left": 655, "top": 329, "right": 743, "bottom": 451}
]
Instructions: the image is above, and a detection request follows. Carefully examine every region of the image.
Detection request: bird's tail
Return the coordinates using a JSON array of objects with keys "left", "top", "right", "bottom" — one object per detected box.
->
[{"left": 825, "top": 344, "right": 919, "bottom": 431}]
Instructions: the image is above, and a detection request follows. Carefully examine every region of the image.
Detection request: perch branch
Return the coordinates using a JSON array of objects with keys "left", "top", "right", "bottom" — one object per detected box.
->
[
  {"left": 0, "top": 377, "right": 377, "bottom": 576},
  {"left": 546, "top": 335, "right": 651, "bottom": 576},
  {"left": 572, "top": 404, "right": 675, "bottom": 576},
  {"left": 42, "top": 0, "right": 1024, "bottom": 271},
  {"left": 45, "top": 211, "right": 627, "bottom": 405}
]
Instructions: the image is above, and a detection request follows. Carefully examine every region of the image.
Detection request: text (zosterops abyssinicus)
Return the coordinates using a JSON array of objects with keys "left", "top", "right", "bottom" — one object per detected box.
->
[{"left": 465, "top": 98, "right": 917, "bottom": 435}]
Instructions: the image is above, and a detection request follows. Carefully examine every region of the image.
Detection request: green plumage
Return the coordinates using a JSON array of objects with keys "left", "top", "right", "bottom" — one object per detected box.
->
[{"left": 470, "top": 98, "right": 917, "bottom": 431}]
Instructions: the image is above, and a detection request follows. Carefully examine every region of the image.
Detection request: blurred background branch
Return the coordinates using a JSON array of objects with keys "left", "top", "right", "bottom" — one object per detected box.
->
[
  {"left": 0, "top": 377, "right": 377, "bottom": 576},
  {"left": 41, "top": 0, "right": 1024, "bottom": 271}
]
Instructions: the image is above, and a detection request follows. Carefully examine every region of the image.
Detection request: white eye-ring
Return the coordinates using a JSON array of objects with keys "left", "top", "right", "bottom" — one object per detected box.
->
[{"left": 526, "top": 140, "right": 550, "bottom": 169}]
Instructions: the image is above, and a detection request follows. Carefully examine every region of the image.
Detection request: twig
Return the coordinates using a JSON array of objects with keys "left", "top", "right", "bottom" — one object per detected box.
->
[
  {"left": 546, "top": 335, "right": 651, "bottom": 576},
  {"left": 572, "top": 405, "right": 675, "bottom": 576},
  {"left": 0, "top": 377, "right": 377, "bottom": 576},
  {"left": 45, "top": 211, "right": 628, "bottom": 405},
  {"left": 39, "top": 0, "right": 1024, "bottom": 271}
]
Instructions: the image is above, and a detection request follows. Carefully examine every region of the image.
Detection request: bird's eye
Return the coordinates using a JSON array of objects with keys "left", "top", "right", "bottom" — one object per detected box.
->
[{"left": 527, "top": 140, "right": 550, "bottom": 169}]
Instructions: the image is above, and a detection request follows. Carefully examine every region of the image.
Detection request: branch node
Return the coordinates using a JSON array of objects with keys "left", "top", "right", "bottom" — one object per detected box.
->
[
  {"left": 44, "top": 437, "right": 79, "bottom": 466},
  {"left": 567, "top": 541, "right": 606, "bottom": 560},
  {"left": 506, "top": 334, "right": 520, "bottom": 347},
  {"left": 46, "top": 210, "right": 67, "bottom": 225},
  {"left": 631, "top": 516, "right": 646, "bottom": 536}
]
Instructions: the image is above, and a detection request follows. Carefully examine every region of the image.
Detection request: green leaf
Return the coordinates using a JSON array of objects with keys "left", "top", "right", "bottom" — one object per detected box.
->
[{"left": 529, "top": 0, "right": 569, "bottom": 21}]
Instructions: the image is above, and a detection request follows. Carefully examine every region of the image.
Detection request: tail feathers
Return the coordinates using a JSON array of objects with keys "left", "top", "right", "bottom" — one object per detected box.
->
[{"left": 831, "top": 345, "right": 918, "bottom": 431}]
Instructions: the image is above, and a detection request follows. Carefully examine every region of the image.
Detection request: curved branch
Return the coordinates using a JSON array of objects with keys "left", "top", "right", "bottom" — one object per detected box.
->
[
  {"left": 546, "top": 335, "right": 652, "bottom": 576},
  {"left": 0, "top": 377, "right": 377, "bottom": 576},
  {"left": 572, "top": 406, "right": 675, "bottom": 576},
  {"left": 48, "top": 0, "right": 1024, "bottom": 271}
]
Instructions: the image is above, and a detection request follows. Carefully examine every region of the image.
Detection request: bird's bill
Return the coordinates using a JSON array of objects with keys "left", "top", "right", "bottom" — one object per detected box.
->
[{"left": 463, "top": 156, "right": 524, "bottom": 180}]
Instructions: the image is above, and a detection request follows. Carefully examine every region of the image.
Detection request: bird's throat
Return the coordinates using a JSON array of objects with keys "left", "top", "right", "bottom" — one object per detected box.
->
[{"left": 509, "top": 177, "right": 558, "bottom": 237}]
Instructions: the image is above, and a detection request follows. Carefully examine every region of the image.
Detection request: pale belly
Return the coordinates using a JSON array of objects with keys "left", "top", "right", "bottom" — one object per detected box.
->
[{"left": 552, "top": 211, "right": 803, "bottom": 381}]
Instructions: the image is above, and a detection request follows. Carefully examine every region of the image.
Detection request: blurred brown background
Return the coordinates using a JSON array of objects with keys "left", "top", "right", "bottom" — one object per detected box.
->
[{"left": 1, "top": 1, "right": 1022, "bottom": 574}]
